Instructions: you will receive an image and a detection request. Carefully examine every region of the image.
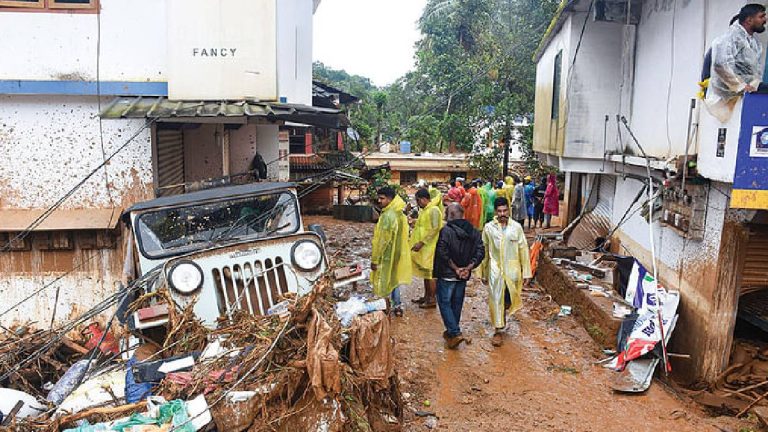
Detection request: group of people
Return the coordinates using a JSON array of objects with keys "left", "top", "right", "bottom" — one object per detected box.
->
[
  {"left": 444, "top": 174, "right": 560, "bottom": 231},
  {"left": 369, "top": 173, "right": 560, "bottom": 348}
]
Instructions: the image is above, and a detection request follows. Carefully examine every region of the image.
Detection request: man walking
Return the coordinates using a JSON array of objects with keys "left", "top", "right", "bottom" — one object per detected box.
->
[
  {"left": 433, "top": 204, "right": 484, "bottom": 348},
  {"left": 371, "top": 186, "right": 412, "bottom": 317},
  {"left": 481, "top": 197, "right": 532, "bottom": 347},
  {"left": 410, "top": 188, "right": 443, "bottom": 309}
]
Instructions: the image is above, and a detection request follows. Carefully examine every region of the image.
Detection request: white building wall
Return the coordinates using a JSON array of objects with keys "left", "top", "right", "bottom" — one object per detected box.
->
[
  {"left": 563, "top": 15, "right": 623, "bottom": 160},
  {"left": 277, "top": 0, "right": 314, "bottom": 105},
  {"left": 0, "top": 0, "right": 166, "bottom": 82},
  {"left": 0, "top": 95, "right": 153, "bottom": 210},
  {"left": 0, "top": 262, "right": 120, "bottom": 328},
  {"left": 629, "top": 1, "right": 767, "bottom": 168},
  {"left": 0, "top": 0, "right": 315, "bottom": 101},
  {"left": 612, "top": 176, "right": 727, "bottom": 275}
]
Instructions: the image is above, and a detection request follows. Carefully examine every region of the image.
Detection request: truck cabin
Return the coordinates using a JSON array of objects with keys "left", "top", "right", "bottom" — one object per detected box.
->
[{"left": 120, "top": 182, "right": 328, "bottom": 329}]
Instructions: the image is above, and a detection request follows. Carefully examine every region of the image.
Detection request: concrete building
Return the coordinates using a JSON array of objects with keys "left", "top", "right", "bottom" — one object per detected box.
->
[
  {"left": 0, "top": 0, "right": 344, "bottom": 325},
  {"left": 362, "top": 152, "right": 477, "bottom": 186},
  {"left": 534, "top": 0, "right": 768, "bottom": 383}
]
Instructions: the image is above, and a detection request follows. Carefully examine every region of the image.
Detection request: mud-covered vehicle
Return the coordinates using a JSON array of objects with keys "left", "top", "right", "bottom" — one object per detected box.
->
[{"left": 120, "top": 182, "right": 335, "bottom": 329}]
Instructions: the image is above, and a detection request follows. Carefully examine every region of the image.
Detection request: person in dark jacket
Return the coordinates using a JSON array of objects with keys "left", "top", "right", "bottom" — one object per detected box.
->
[{"left": 433, "top": 203, "right": 485, "bottom": 349}]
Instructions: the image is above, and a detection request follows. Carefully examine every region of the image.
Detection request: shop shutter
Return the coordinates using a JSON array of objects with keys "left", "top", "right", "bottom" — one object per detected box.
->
[
  {"left": 741, "top": 227, "right": 768, "bottom": 292},
  {"left": 156, "top": 128, "right": 185, "bottom": 197},
  {"left": 566, "top": 174, "right": 615, "bottom": 250}
]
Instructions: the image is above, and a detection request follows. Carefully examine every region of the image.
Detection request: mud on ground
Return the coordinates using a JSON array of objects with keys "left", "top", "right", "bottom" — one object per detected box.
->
[{"left": 306, "top": 216, "right": 759, "bottom": 432}]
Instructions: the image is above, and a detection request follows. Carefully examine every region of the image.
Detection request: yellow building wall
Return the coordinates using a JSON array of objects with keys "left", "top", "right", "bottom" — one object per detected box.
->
[{"left": 533, "top": 26, "right": 568, "bottom": 157}]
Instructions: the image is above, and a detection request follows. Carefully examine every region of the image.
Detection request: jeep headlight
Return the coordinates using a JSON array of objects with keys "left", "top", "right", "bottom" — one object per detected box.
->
[
  {"left": 168, "top": 260, "right": 203, "bottom": 294},
  {"left": 291, "top": 240, "right": 323, "bottom": 272}
]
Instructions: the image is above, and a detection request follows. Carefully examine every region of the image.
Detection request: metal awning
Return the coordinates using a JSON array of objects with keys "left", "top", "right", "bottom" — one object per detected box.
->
[{"left": 101, "top": 97, "right": 350, "bottom": 129}]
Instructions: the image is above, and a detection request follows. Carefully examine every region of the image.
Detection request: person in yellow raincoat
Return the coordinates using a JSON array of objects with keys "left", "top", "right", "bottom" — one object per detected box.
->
[
  {"left": 371, "top": 186, "right": 412, "bottom": 316},
  {"left": 500, "top": 176, "right": 515, "bottom": 204},
  {"left": 410, "top": 188, "right": 444, "bottom": 308},
  {"left": 480, "top": 196, "right": 532, "bottom": 347}
]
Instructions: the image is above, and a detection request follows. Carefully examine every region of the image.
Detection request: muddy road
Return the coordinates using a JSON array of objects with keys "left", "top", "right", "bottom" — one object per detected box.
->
[{"left": 307, "top": 216, "right": 753, "bottom": 432}]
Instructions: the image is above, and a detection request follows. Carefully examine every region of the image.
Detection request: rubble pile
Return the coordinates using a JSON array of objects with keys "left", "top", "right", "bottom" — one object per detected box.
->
[
  {"left": 0, "top": 276, "right": 401, "bottom": 432},
  {"left": 695, "top": 340, "right": 768, "bottom": 418}
]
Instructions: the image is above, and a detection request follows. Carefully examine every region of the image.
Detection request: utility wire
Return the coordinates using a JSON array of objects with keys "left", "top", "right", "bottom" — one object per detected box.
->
[{"left": 0, "top": 119, "right": 157, "bottom": 253}]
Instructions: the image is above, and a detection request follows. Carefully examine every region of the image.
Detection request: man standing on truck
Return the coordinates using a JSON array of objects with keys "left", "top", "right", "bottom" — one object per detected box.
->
[
  {"left": 481, "top": 197, "right": 532, "bottom": 347},
  {"left": 371, "top": 186, "right": 412, "bottom": 317},
  {"left": 410, "top": 188, "right": 444, "bottom": 309}
]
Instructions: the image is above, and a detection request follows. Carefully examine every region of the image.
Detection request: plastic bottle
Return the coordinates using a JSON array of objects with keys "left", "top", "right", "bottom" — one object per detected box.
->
[{"left": 46, "top": 359, "right": 90, "bottom": 405}]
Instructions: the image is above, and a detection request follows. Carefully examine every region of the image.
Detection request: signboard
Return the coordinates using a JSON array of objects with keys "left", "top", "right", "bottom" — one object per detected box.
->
[
  {"left": 167, "top": 0, "right": 277, "bottom": 101},
  {"left": 731, "top": 94, "right": 768, "bottom": 209}
]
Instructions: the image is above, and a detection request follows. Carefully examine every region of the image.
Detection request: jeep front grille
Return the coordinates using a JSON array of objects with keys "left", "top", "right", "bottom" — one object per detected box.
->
[{"left": 211, "top": 257, "right": 290, "bottom": 317}]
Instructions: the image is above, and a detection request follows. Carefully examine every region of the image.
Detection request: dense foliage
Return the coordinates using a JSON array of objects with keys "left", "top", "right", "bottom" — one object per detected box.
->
[{"left": 313, "top": 0, "right": 560, "bottom": 173}]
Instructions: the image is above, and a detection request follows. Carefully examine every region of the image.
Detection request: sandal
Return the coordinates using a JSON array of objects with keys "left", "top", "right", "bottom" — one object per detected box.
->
[
  {"left": 411, "top": 297, "right": 426, "bottom": 304},
  {"left": 393, "top": 307, "right": 404, "bottom": 317},
  {"left": 419, "top": 302, "right": 437, "bottom": 309}
]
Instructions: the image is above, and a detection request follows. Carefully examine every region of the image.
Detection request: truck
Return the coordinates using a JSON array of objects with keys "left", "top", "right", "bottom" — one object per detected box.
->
[{"left": 120, "top": 182, "right": 345, "bottom": 330}]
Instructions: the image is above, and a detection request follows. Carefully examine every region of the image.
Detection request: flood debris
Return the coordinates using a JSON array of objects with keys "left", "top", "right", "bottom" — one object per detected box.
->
[
  {"left": 534, "top": 234, "right": 680, "bottom": 394},
  {"left": 0, "top": 274, "right": 402, "bottom": 432}
]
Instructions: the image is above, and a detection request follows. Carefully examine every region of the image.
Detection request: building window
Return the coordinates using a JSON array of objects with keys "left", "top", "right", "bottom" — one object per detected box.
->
[
  {"left": 551, "top": 50, "right": 563, "bottom": 120},
  {"left": 0, "top": 0, "right": 44, "bottom": 8},
  {"left": 0, "top": 0, "right": 97, "bottom": 10},
  {"left": 400, "top": 171, "right": 418, "bottom": 186}
]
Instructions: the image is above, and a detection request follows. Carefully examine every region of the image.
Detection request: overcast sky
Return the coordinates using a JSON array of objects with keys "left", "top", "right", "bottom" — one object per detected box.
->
[{"left": 313, "top": 0, "right": 428, "bottom": 87}]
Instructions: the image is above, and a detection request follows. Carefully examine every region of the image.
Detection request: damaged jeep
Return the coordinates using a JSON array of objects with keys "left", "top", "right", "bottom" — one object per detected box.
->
[{"left": 120, "top": 182, "right": 350, "bottom": 330}]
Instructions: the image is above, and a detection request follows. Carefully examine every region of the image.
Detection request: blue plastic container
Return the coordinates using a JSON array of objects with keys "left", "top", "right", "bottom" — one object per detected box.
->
[{"left": 400, "top": 141, "right": 411, "bottom": 153}]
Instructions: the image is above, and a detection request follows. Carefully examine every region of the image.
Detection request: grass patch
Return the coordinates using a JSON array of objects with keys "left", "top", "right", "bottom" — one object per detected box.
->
[
  {"left": 547, "top": 364, "right": 580, "bottom": 375},
  {"left": 586, "top": 324, "right": 605, "bottom": 340}
]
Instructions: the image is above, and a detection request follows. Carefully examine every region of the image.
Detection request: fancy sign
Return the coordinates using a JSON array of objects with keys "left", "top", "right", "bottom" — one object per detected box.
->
[{"left": 167, "top": 0, "right": 277, "bottom": 101}]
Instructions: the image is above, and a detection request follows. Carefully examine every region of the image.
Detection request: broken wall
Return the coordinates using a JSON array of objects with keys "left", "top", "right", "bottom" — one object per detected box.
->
[
  {"left": 0, "top": 94, "right": 152, "bottom": 326},
  {"left": 611, "top": 175, "right": 731, "bottom": 383}
]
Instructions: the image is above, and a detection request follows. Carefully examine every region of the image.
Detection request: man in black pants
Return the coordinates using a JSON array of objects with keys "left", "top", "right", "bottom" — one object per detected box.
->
[{"left": 433, "top": 203, "right": 485, "bottom": 349}]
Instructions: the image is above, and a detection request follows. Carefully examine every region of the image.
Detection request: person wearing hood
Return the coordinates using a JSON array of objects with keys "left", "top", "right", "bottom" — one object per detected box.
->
[
  {"left": 482, "top": 182, "right": 497, "bottom": 226},
  {"left": 543, "top": 174, "right": 560, "bottom": 229},
  {"left": 524, "top": 176, "right": 536, "bottom": 230},
  {"left": 410, "top": 188, "right": 444, "bottom": 309},
  {"left": 511, "top": 175, "right": 528, "bottom": 228},
  {"left": 433, "top": 204, "right": 485, "bottom": 349},
  {"left": 501, "top": 176, "right": 515, "bottom": 204},
  {"left": 371, "top": 186, "right": 412, "bottom": 316},
  {"left": 481, "top": 197, "right": 531, "bottom": 347},
  {"left": 461, "top": 183, "right": 484, "bottom": 229}
]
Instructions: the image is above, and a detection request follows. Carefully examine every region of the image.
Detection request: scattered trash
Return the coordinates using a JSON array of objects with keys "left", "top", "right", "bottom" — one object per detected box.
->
[
  {"left": 0, "top": 388, "right": 46, "bottom": 420},
  {"left": 558, "top": 305, "right": 572, "bottom": 317},
  {"left": 423, "top": 399, "right": 431, "bottom": 407},
  {"left": 46, "top": 359, "right": 90, "bottom": 405},
  {"left": 335, "top": 296, "right": 388, "bottom": 327},
  {"left": 266, "top": 299, "right": 291, "bottom": 317},
  {"left": 612, "top": 302, "right": 633, "bottom": 318},
  {"left": 425, "top": 416, "right": 438, "bottom": 429},
  {"left": 2, "top": 271, "right": 403, "bottom": 431}
]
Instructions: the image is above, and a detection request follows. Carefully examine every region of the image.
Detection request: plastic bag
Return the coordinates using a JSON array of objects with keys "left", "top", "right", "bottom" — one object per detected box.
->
[
  {"left": 112, "top": 399, "right": 195, "bottom": 432},
  {"left": 335, "top": 297, "right": 367, "bottom": 327},
  {"left": 125, "top": 356, "right": 153, "bottom": 403}
]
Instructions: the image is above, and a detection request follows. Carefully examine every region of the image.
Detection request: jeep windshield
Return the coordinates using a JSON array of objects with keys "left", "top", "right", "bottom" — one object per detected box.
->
[{"left": 135, "top": 192, "right": 299, "bottom": 259}]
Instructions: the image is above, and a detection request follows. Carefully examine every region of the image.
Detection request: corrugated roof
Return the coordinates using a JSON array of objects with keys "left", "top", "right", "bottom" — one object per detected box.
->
[{"left": 101, "top": 97, "right": 349, "bottom": 128}]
